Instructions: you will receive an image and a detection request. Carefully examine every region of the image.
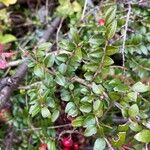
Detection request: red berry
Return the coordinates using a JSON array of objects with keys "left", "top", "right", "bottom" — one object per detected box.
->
[
  {"left": 62, "top": 137, "right": 73, "bottom": 148},
  {"left": 39, "top": 143, "right": 47, "bottom": 150},
  {"left": 98, "top": 19, "right": 105, "bottom": 26},
  {"left": 73, "top": 143, "right": 79, "bottom": 150},
  {"left": 63, "top": 148, "right": 70, "bottom": 150}
]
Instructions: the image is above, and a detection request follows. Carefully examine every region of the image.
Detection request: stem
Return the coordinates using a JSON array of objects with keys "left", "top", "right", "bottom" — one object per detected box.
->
[{"left": 121, "top": 2, "right": 131, "bottom": 73}]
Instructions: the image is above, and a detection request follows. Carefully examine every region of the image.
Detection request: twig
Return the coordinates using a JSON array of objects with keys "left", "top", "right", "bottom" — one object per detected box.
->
[
  {"left": 81, "top": 0, "right": 88, "bottom": 20},
  {"left": 17, "top": 123, "right": 72, "bottom": 132},
  {"left": 18, "top": 81, "right": 42, "bottom": 90},
  {"left": 56, "top": 18, "right": 64, "bottom": 50},
  {"left": 110, "top": 65, "right": 128, "bottom": 70},
  {"left": 145, "top": 143, "right": 148, "bottom": 150},
  {"left": 121, "top": 2, "right": 131, "bottom": 73},
  {"left": 104, "top": 137, "right": 114, "bottom": 150}
]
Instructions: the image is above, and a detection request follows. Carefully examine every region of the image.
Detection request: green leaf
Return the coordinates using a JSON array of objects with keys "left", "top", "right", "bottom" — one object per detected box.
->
[
  {"left": 104, "top": 5, "right": 117, "bottom": 25},
  {"left": 103, "top": 56, "right": 114, "bottom": 66},
  {"left": 118, "top": 124, "right": 129, "bottom": 132},
  {"left": 44, "top": 54, "right": 55, "bottom": 67},
  {"left": 0, "top": 0, "right": 17, "bottom": 6},
  {"left": 93, "top": 100, "right": 103, "bottom": 112},
  {"left": 106, "top": 46, "right": 118, "bottom": 56},
  {"left": 0, "top": 34, "right": 16, "bottom": 44},
  {"left": 65, "top": 102, "right": 75, "bottom": 113},
  {"left": 34, "top": 65, "right": 44, "bottom": 78},
  {"left": 106, "top": 20, "right": 117, "bottom": 40},
  {"left": 55, "top": 73, "right": 66, "bottom": 86},
  {"left": 79, "top": 103, "right": 92, "bottom": 113},
  {"left": 132, "top": 82, "right": 149, "bottom": 93},
  {"left": 94, "top": 138, "right": 106, "bottom": 150},
  {"left": 134, "top": 130, "right": 150, "bottom": 143},
  {"left": 72, "top": 1, "right": 82, "bottom": 12},
  {"left": 72, "top": 116, "right": 84, "bottom": 127},
  {"left": 128, "top": 104, "right": 139, "bottom": 118},
  {"left": 29, "top": 104, "right": 40, "bottom": 117},
  {"left": 74, "top": 48, "right": 82, "bottom": 62},
  {"left": 58, "top": 63, "right": 67, "bottom": 74},
  {"left": 140, "top": 45, "right": 148, "bottom": 55},
  {"left": 112, "top": 132, "right": 126, "bottom": 147},
  {"left": 38, "top": 42, "right": 52, "bottom": 51},
  {"left": 61, "top": 89, "right": 71, "bottom": 101},
  {"left": 127, "top": 92, "right": 137, "bottom": 102},
  {"left": 51, "top": 110, "right": 59, "bottom": 122},
  {"left": 92, "top": 83, "right": 104, "bottom": 95},
  {"left": 129, "top": 121, "right": 142, "bottom": 132},
  {"left": 70, "top": 28, "right": 80, "bottom": 44},
  {"left": 41, "top": 107, "right": 51, "bottom": 118},
  {"left": 47, "top": 140, "right": 56, "bottom": 150},
  {"left": 67, "top": 108, "right": 78, "bottom": 117},
  {"left": 83, "top": 115, "right": 96, "bottom": 127},
  {"left": 84, "top": 125, "right": 97, "bottom": 137}
]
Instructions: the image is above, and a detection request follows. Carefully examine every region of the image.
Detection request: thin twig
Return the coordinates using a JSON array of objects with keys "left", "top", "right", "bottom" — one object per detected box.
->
[
  {"left": 81, "top": 0, "right": 88, "bottom": 20},
  {"left": 121, "top": 2, "right": 131, "bottom": 73},
  {"left": 17, "top": 123, "right": 72, "bottom": 132},
  {"left": 104, "top": 137, "right": 114, "bottom": 150},
  {"left": 56, "top": 18, "right": 64, "bottom": 50},
  {"left": 18, "top": 81, "right": 42, "bottom": 90}
]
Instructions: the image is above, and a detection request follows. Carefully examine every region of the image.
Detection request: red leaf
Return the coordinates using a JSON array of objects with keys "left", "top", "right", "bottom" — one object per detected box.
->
[
  {"left": 0, "top": 43, "right": 4, "bottom": 53},
  {"left": 2, "top": 52, "right": 15, "bottom": 58},
  {"left": 0, "top": 60, "right": 8, "bottom": 69}
]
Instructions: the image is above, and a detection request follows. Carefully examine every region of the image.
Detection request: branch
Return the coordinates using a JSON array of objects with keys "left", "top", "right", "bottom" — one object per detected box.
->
[{"left": 121, "top": 2, "right": 131, "bottom": 73}]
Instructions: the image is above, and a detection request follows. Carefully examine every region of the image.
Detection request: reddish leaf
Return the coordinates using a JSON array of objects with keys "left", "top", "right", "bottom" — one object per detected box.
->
[
  {"left": 0, "top": 60, "right": 8, "bottom": 69},
  {"left": 2, "top": 52, "right": 15, "bottom": 58}
]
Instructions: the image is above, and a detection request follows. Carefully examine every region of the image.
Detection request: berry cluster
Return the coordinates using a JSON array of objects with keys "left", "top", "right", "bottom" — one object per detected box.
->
[{"left": 61, "top": 137, "right": 79, "bottom": 150}]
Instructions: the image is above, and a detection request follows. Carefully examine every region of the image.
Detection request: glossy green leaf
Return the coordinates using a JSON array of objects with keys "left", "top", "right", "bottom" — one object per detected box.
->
[
  {"left": 94, "top": 138, "right": 106, "bottom": 150},
  {"left": 38, "top": 42, "right": 52, "bottom": 51},
  {"left": 127, "top": 92, "right": 137, "bottom": 102},
  {"left": 72, "top": 116, "right": 84, "bottom": 127},
  {"left": 41, "top": 107, "right": 51, "bottom": 118},
  {"left": 55, "top": 73, "right": 66, "bottom": 86},
  {"left": 34, "top": 65, "right": 44, "bottom": 78},
  {"left": 51, "top": 110, "right": 59, "bottom": 122},
  {"left": 80, "top": 103, "right": 92, "bottom": 113},
  {"left": 134, "top": 130, "right": 150, "bottom": 143},
  {"left": 132, "top": 82, "right": 149, "bottom": 93},
  {"left": 29, "top": 104, "right": 40, "bottom": 117},
  {"left": 83, "top": 115, "right": 96, "bottom": 127},
  {"left": 106, "top": 46, "right": 118, "bottom": 56},
  {"left": 0, "top": 34, "right": 16, "bottom": 44},
  {"left": 84, "top": 125, "right": 97, "bottom": 137},
  {"left": 92, "top": 83, "right": 104, "bottom": 95},
  {"left": 47, "top": 140, "right": 56, "bottom": 150},
  {"left": 103, "top": 56, "right": 114, "bottom": 66},
  {"left": 112, "top": 132, "right": 126, "bottom": 147},
  {"left": 106, "top": 20, "right": 117, "bottom": 40},
  {"left": 128, "top": 104, "right": 139, "bottom": 118}
]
